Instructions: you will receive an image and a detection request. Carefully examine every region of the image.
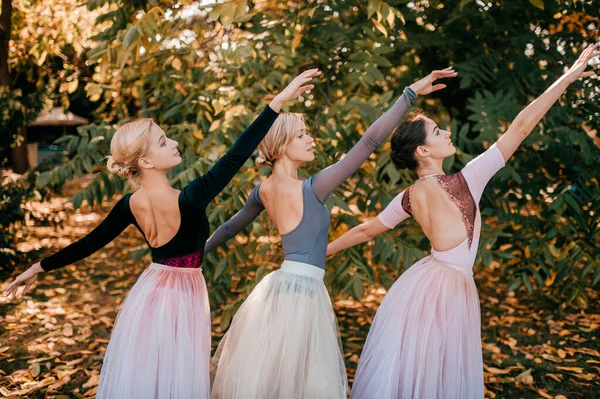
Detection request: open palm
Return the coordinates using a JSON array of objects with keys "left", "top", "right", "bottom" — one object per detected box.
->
[{"left": 409, "top": 67, "right": 457, "bottom": 96}]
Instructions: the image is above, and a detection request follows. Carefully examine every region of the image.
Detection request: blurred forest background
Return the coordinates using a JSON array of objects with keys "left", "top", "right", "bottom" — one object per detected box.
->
[{"left": 0, "top": 0, "right": 598, "bottom": 397}]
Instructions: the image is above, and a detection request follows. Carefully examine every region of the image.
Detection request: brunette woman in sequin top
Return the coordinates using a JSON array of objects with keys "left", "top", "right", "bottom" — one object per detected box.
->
[
  {"left": 327, "top": 45, "right": 599, "bottom": 399},
  {"left": 3, "top": 70, "right": 320, "bottom": 399}
]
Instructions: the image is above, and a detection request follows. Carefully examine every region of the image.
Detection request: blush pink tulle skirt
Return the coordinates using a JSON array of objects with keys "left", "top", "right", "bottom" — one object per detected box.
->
[
  {"left": 96, "top": 262, "right": 211, "bottom": 399},
  {"left": 350, "top": 256, "right": 484, "bottom": 399}
]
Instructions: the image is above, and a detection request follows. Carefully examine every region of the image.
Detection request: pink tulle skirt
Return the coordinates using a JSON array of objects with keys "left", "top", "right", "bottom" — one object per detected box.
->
[
  {"left": 96, "top": 262, "right": 211, "bottom": 399},
  {"left": 350, "top": 256, "right": 484, "bottom": 399}
]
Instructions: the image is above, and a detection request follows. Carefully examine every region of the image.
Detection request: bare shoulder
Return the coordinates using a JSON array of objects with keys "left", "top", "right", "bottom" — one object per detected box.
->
[{"left": 259, "top": 177, "right": 303, "bottom": 203}]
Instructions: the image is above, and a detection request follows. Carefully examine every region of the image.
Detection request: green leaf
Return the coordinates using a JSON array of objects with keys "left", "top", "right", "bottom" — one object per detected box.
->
[
  {"left": 367, "top": 0, "right": 379, "bottom": 18},
  {"left": 123, "top": 25, "right": 139, "bottom": 48},
  {"left": 352, "top": 276, "right": 365, "bottom": 300}
]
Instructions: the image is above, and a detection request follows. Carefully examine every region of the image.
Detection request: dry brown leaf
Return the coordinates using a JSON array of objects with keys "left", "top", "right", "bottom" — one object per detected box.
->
[
  {"left": 62, "top": 323, "right": 73, "bottom": 337},
  {"left": 515, "top": 368, "right": 534, "bottom": 385},
  {"left": 535, "top": 389, "right": 553, "bottom": 399},
  {"left": 555, "top": 366, "right": 583, "bottom": 373},
  {"left": 82, "top": 373, "right": 100, "bottom": 388},
  {"left": 31, "top": 362, "right": 41, "bottom": 377}
]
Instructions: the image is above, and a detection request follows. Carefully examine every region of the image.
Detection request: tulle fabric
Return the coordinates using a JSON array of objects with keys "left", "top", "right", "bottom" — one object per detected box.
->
[
  {"left": 350, "top": 256, "right": 483, "bottom": 399},
  {"left": 97, "top": 263, "right": 211, "bottom": 399},
  {"left": 211, "top": 261, "right": 348, "bottom": 399}
]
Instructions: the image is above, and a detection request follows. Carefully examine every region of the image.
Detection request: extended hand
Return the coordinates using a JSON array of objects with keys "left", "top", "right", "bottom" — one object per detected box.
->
[
  {"left": 270, "top": 69, "right": 321, "bottom": 112},
  {"left": 409, "top": 67, "right": 457, "bottom": 96},
  {"left": 566, "top": 43, "right": 599, "bottom": 83},
  {"left": 2, "top": 263, "right": 42, "bottom": 300}
]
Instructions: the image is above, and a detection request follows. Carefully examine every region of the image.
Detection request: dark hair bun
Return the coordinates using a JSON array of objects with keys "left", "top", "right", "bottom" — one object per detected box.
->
[
  {"left": 390, "top": 115, "right": 428, "bottom": 172},
  {"left": 390, "top": 150, "right": 408, "bottom": 170}
]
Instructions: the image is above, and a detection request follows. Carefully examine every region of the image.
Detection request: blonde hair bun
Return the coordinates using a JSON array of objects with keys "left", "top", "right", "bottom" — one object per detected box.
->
[
  {"left": 106, "top": 118, "right": 153, "bottom": 188},
  {"left": 106, "top": 156, "right": 134, "bottom": 178}
]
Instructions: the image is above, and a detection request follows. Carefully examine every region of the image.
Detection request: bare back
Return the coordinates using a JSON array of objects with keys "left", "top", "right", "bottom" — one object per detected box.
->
[
  {"left": 258, "top": 178, "right": 305, "bottom": 235},
  {"left": 129, "top": 188, "right": 182, "bottom": 248},
  {"left": 409, "top": 178, "right": 471, "bottom": 252}
]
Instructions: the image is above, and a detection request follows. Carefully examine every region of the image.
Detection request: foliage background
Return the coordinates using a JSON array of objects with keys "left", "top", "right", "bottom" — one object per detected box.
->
[{"left": 33, "top": 0, "right": 599, "bottom": 309}]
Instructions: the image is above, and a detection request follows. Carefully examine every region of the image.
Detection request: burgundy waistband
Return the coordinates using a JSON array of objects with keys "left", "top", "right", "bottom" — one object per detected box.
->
[{"left": 153, "top": 250, "right": 203, "bottom": 269}]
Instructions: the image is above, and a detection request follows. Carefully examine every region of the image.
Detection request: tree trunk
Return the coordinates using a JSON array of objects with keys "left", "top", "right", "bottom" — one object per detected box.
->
[
  {"left": 1, "top": 0, "right": 29, "bottom": 173},
  {"left": 0, "top": 0, "right": 11, "bottom": 87}
]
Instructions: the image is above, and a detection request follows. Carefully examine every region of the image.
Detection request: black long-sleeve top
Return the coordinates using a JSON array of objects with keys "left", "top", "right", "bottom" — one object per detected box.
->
[{"left": 40, "top": 105, "right": 279, "bottom": 271}]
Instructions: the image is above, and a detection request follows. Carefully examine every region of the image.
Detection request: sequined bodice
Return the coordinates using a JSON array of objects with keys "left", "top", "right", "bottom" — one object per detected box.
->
[{"left": 402, "top": 172, "right": 477, "bottom": 249}]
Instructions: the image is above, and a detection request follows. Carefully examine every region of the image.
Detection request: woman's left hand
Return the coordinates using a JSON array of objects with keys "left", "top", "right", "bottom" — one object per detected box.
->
[{"left": 409, "top": 67, "right": 458, "bottom": 96}]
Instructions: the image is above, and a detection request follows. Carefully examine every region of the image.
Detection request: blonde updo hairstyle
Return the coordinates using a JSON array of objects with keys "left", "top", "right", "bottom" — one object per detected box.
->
[
  {"left": 106, "top": 118, "right": 153, "bottom": 189},
  {"left": 256, "top": 113, "right": 306, "bottom": 167}
]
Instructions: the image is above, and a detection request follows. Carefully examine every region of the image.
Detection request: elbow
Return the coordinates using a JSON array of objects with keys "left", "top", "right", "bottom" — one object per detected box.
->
[
  {"left": 511, "top": 113, "right": 534, "bottom": 137},
  {"left": 222, "top": 223, "right": 235, "bottom": 239},
  {"left": 357, "top": 223, "right": 376, "bottom": 241}
]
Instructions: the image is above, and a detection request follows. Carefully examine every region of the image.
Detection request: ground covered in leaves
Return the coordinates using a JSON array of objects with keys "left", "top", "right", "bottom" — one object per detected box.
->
[{"left": 1, "top": 188, "right": 598, "bottom": 398}]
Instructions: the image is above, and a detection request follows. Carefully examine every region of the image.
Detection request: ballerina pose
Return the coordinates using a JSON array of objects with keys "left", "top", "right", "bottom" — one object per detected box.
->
[
  {"left": 326, "top": 44, "right": 598, "bottom": 399},
  {"left": 204, "top": 67, "right": 457, "bottom": 398},
  {"left": 2, "top": 70, "right": 318, "bottom": 399}
]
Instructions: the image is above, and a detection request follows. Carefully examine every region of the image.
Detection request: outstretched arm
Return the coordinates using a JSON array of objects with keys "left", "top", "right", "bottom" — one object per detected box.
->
[
  {"left": 182, "top": 69, "right": 321, "bottom": 208},
  {"left": 311, "top": 68, "right": 457, "bottom": 202},
  {"left": 327, "top": 190, "right": 410, "bottom": 255},
  {"left": 327, "top": 218, "right": 390, "bottom": 256},
  {"left": 496, "top": 44, "right": 598, "bottom": 162},
  {"left": 204, "top": 186, "right": 265, "bottom": 253},
  {"left": 3, "top": 196, "right": 133, "bottom": 299}
]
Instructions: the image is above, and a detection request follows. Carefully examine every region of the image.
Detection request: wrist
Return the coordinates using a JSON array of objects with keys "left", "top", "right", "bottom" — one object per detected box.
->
[
  {"left": 406, "top": 86, "right": 419, "bottom": 101},
  {"left": 31, "top": 262, "right": 44, "bottom": 274},
  {"left": 269, "top": 95, "right": 285, "bottom": 113}
]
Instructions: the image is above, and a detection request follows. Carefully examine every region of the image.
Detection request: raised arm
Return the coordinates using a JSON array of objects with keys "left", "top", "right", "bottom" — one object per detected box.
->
[
  {"left": 311, "top": 68, "right": 457, "bottom": 202},
  {"left": 204, "top": 185, "right": 265, "bottom": 253},
  {"left": 181, "top": 69, "right": 321, "bottom": 208},
  {"left": 3, "top": 196, "right": 133, "bottom": 299},
  {"left": 327, "top": 190, "right": 410, "bottom": 255},
  {"left": 496, "top": 44, "right": 598, "bottom": 162}
]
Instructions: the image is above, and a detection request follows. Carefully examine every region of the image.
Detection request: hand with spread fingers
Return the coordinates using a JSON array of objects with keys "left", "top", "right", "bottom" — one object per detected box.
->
[
  {"left": 409, "top": 67, "right": 458, "bottom": 96},
  {"left": 269, "top": 68, "right": 321, "bottom": 112},
  {"left": 2, "top": 262, "right": 43, "bottom": 300}
]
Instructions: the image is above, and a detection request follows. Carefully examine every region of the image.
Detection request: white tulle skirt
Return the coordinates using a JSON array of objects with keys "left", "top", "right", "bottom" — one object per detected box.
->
[
  {"left": 350, "top": 256, "right": 483, "bottom": 399},
  {"left": 211, "top": 260, "right": 348, "bottom": 399},
  {"left": 96, "top": 262, "right": 211, "bottom": 399}
]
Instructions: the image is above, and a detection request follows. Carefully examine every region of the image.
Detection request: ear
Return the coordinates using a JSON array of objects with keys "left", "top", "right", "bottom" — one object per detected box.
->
[
  {"left": 138, "top": 157, "right": 153, "bottom": 170},
  {"left": 415, "top": 145, "right": 429, "bottom": 157}
]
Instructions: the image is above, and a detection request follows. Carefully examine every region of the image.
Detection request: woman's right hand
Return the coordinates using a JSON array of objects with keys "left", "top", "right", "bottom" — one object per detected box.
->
[
  {"left": 409, "top": 67, "right": 458, "bottom": 96},
  {"left": 269, "top": 68, "right": 321, "bottom": 112},
  {"left": 2, "top": 262, "right": 43, "bottom": 300}
]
